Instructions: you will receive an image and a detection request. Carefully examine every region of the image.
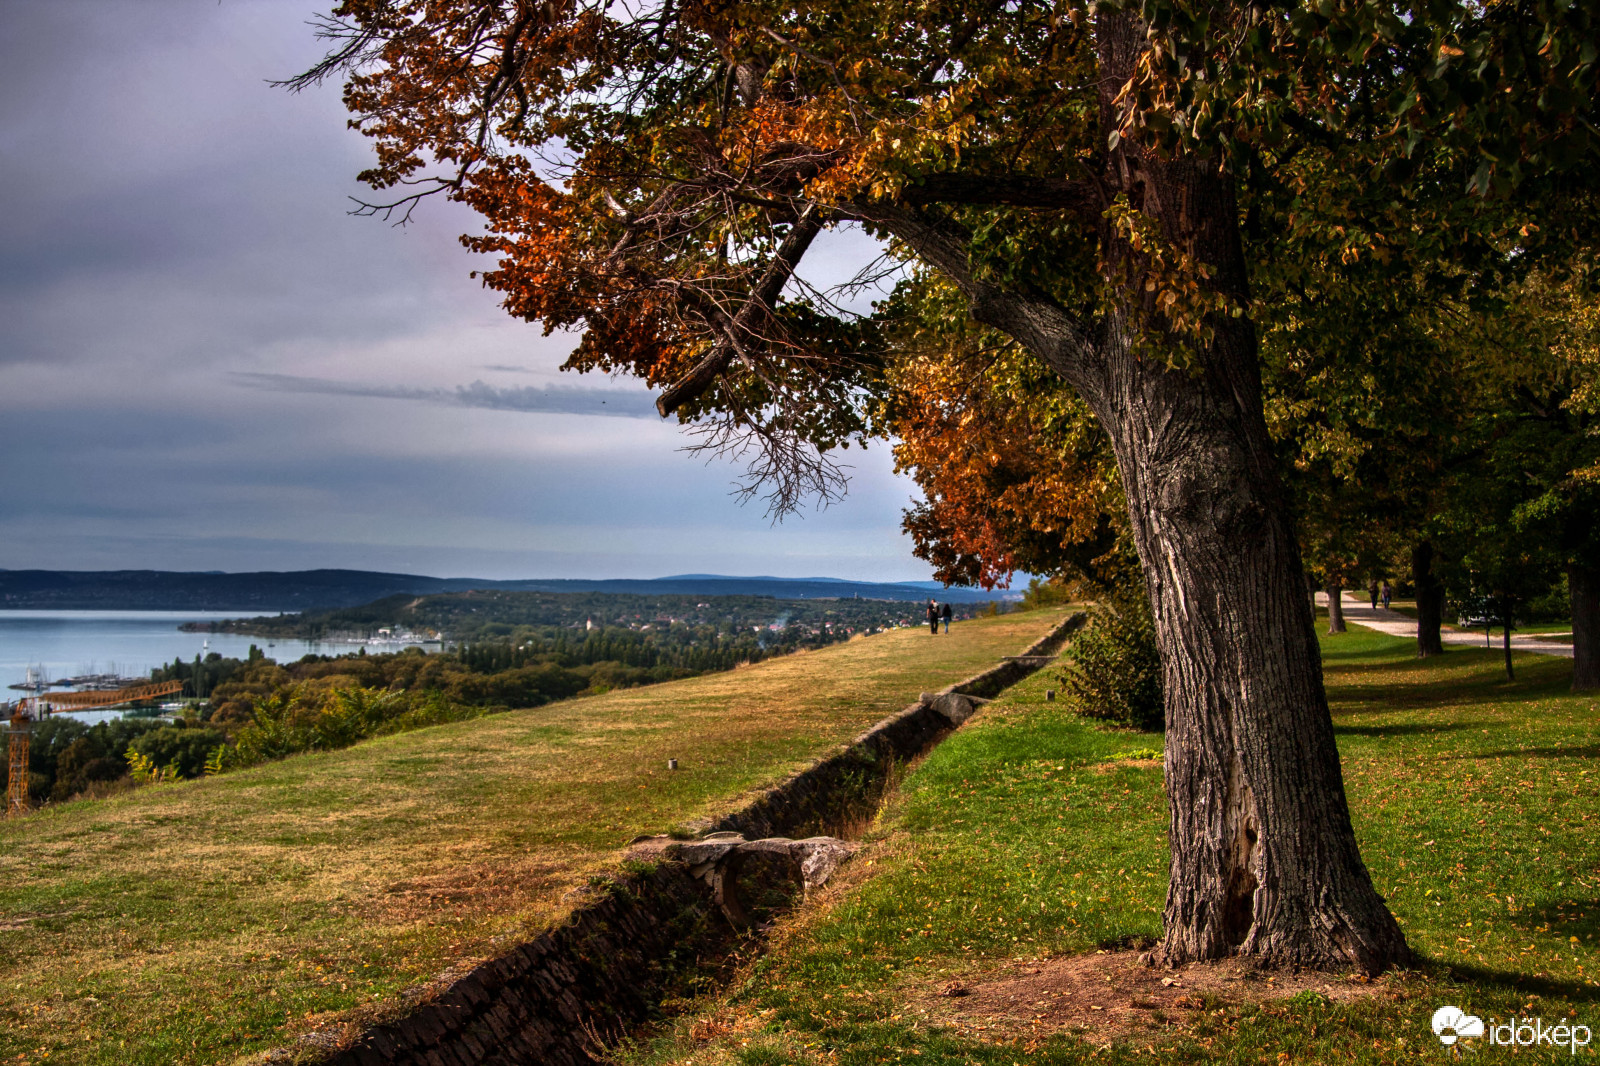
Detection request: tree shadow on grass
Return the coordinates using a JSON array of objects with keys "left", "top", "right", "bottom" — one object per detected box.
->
[
  {"left": 1332, "top": 722, "right": 1482, "bottom": 738},
  {"left": 1437, "top": 745, "right": 1600, "bottom": 761},
  {"left": 1508, "top": 898, "right": 1600, "bottom": 944},
  {"left": 1322, "top": 649, "right": 1570, "bottom": 684},
  {"left": 1320, "top": 645, "right": 1416, "bottom": 663},
  {"left": 1430, "top": 958, "right": 1600, "bottom": 1005},
  {"left": 1325, "top": 683, "right": 1508, "bottom": 712},
  {"left": 1323, "top": 662, "right": 1575, "bottom": 714}
]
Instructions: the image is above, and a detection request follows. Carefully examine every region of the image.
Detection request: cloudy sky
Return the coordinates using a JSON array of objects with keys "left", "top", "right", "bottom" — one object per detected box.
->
[{"left": 0, "top": 0, "right": 936, "bottom": 582}]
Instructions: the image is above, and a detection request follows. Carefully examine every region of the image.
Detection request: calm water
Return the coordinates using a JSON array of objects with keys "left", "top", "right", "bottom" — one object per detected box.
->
[{"left": 0, "top": 611, "right": 433, "bottom": 719}]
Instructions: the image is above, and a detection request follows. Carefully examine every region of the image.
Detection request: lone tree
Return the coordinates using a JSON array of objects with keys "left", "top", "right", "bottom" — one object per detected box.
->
[{"left": 300, "top": 0, "right": 1596, "bottom": 971}]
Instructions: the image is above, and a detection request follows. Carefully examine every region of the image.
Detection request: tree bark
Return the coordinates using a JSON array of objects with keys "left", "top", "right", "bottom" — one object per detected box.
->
[
  {"left": 1093, "top": 310, "right": 1408, "bottom": 971},
  {"left": 1326, "top": 586, "right": 1347, "bottom": 634},
  {"left": 1412, "top": 541, "right": 1445, "bottom": 658},
  {"left": 1573, "top": 564, "right": 1600, "bottom": 691}
]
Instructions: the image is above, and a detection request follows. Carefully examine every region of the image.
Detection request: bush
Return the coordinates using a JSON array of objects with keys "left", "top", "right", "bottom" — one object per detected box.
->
[
  {"left": 22, "top": 717, "right": 88, "bottom": 801},
  {"left": 51, "top": 737, "right": 125, "bottom": 800},
  {"left": 224, "top": 685, "right": 484, "bottom": 770},
  {"left": 444, "top": 663, "right": 588, "bottom": 708},
  {"left": 127, "top": 726, "right": 227, "bottom": 779},
  {"left": 1019, "top": 576, "right": 1076, "bottom": 610},
  {"left": 1059, "top": 581, "right": 1164, "bottom": 732},
  {"left": 2, "top": 715, "right": 166, "bottom": 803}
]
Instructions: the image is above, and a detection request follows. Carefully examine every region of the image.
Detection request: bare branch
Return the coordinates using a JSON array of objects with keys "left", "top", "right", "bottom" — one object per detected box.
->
[
  {"left": 274, "top": 15, "right": 384, "bottom": 92},
  {"left": 347, "top": 176, "right": 463, "bottom": 226},
  {"left": 682, "top": 396, "right": 853, "bottom": 517},
  {"left": 655, "top": 205, "right": 826, "bottom": 416}
]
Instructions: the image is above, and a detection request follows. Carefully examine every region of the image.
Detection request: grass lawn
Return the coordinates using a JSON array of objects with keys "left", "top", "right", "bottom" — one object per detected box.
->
[
  {"left": 0, "top": 607, "right": 1071, "bottom": 1066},
  {"left": 633, "top": 628, "right": 1600, "bottom": 1064}
]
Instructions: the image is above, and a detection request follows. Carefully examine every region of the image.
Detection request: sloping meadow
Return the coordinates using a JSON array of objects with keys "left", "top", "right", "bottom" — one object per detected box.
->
[{"left": 0, "top": 608, "right": 1072, "bottom": 1065}]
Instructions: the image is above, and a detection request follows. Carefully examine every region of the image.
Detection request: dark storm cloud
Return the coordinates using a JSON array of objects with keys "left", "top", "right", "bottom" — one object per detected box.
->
[{"left": 230, "top": 372, "right": 658, "bottom": 418}]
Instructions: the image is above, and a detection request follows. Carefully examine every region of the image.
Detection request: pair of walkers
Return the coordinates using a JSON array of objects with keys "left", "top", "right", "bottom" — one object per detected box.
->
[
  {"left": 1367, "top": 582, "right": 1394, "bottom": 610},
  {"left": 926, "top": 600, "right": 952, "bottom": 635}
]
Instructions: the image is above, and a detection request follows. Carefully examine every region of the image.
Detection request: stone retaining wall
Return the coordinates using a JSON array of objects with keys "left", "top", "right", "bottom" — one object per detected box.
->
[
  {"left": 324, "top": 863, "right": 723, "bottom": 1066},
  {"left": 321, "top": 612, "right": 1083, "bottom": 1066}
]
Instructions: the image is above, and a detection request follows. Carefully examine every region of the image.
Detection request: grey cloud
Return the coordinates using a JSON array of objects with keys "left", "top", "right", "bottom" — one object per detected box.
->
[
  {"left": 0, "top": 0, "right": 936, "bottom": 582},
  {"left": 229, "top": 372, "right": 658, "bottom": 418}
]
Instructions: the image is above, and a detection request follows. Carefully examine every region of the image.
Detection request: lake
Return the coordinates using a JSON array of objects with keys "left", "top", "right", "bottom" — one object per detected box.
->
[{"left": 0, "top": 611, "right": 434, "bottom": 719}]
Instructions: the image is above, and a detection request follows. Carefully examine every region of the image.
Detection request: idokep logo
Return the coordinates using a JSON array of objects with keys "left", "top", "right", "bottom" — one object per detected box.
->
[
  {"left": 1432, "top": 1006, "right": 1484, "bottom": 1047},
  {"left": 1431, "top": 1005, "right": 1594, "bottom": 1055}
]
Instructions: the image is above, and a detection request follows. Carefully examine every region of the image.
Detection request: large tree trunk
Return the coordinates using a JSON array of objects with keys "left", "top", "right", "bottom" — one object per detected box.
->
[
  {"left": 1098, "top": 315, "right": 1408, "bottom": 972},
  {"left": 1074, "top": 16, "right": 1406, "bottom": 975},
  {"left": 1079, "top": 91, "right": 1408, "bottom": 968},
  {"left": 1326, "top": 586, "right": 1347, "bottom": 634},
  {"left": 1574, "top": 564, "right": 1600, "bottom": 691},
  {"left": 1412, "top": 541, "right": 1445, "bottom": 658}
]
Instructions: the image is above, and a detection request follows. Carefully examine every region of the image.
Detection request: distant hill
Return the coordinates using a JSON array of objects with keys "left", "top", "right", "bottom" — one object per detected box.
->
[
  {"left": 0, "top": 569, "right": 1012, "bottom": 612},
  {"left": 179, "top": 588, "right": 988, "bottom": 641}
]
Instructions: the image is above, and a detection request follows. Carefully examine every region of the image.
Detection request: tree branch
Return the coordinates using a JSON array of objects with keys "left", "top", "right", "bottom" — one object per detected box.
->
[
  {"left": 655, "top": 206, "right": 825, "bottom": 417},
  {"left": 845, "top": 203, "right": 1102, "bottom": 395}
]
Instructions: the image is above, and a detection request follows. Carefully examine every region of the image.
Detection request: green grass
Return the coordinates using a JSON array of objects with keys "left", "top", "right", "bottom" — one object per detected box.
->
[
  {"left": 0, "top": 608, "right": 1071, "bottom": 1066},
  {"left": 634, "top": 628, "right": 1600, "bottom": 1065}
]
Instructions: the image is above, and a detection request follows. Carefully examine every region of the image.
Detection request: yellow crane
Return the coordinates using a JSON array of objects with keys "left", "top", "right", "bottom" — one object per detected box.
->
[{"left": 5, "top": 679, "right": 185, "bottom": 817}]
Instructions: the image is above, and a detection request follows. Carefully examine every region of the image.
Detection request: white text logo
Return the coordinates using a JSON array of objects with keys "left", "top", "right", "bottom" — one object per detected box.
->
[{"left": 1433, "top": 1005, "right": 1593, "bottom": 1055}]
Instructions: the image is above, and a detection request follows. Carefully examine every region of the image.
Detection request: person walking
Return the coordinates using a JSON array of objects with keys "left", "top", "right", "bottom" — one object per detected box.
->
[
  {"left": 1368, "top": 582, "right": 1379, "bottom": 609},
  {"left": 1381, "top": 582, "right": 1392, "bottom": 609},
  {"left": 927, "top": 600, "right": 939, "bottom": 635},
  {"left": 940, "top": 602, "right": 952, "bottom": 633}
]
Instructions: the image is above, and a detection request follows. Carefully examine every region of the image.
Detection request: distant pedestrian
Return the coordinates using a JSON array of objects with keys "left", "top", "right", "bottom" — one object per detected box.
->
[
  {"left": 940, "top": 603, "right": 952, "bottom": 633},
  {"left": 1369, "top": 583, "right": 1379, "bottom": 609},
  {"left": 927, "top": 600, "right": 939, "bottom": 635},
  {"left": 1381, "top": 582, "right": 1392, "bottom": 609}
]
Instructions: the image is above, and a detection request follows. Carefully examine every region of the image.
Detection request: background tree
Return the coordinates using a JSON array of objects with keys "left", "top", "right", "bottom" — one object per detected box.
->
[
  {"left": 1503, "top": 271, "right": 1600, "bottom": 689},
  {"left": 1416, "top": 265, "right": 1600, "bottom": 683},
  {"left": 1433, "top": 462, "right": 1560, "bottom": 682},
  {"left": 1524, "top": 465, "right": 1600, "bottom": 690},
  {"left": 301, "top": 0, "right": 1597, "bottom": 971}
]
